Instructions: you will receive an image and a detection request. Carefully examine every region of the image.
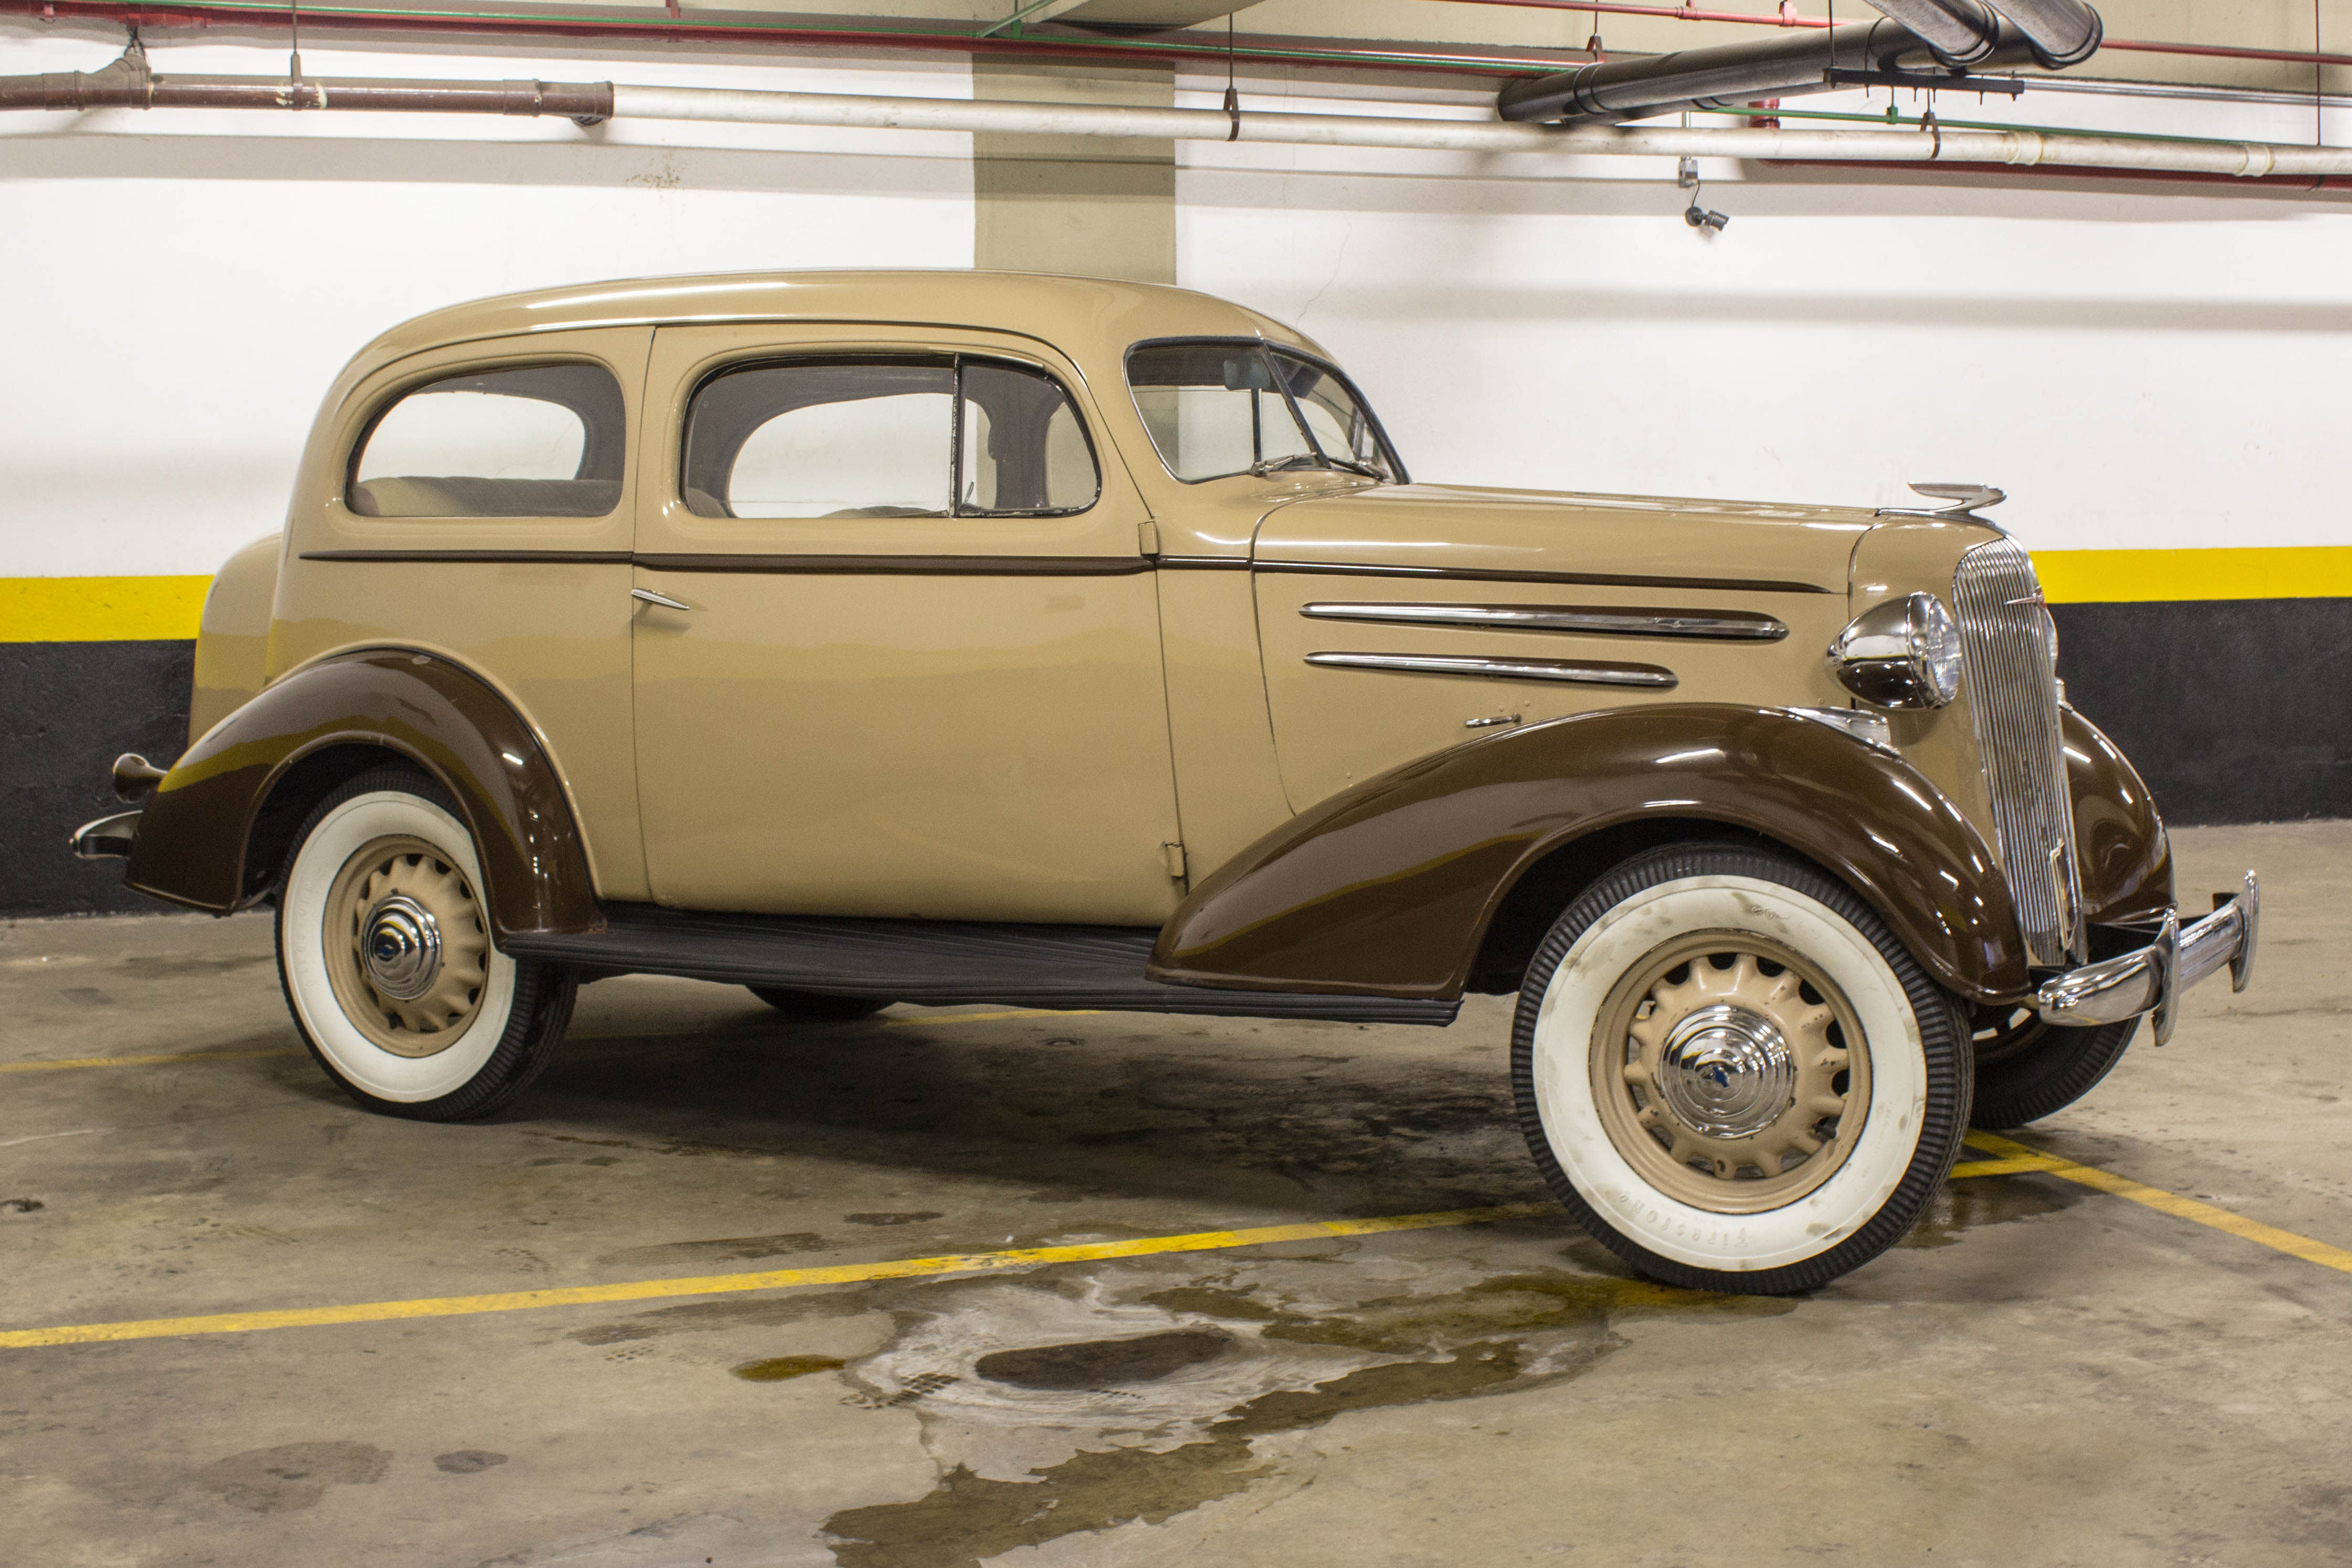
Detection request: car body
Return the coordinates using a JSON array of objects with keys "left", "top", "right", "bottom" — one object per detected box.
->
[{"left": 76, "top": 270, "right": 2258, "bottom": 1291}]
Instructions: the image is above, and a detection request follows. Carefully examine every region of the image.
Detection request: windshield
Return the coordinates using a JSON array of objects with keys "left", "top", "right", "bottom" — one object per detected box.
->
[{"left": 1125, "top": 339, "right": 1402, "bottom": 485}]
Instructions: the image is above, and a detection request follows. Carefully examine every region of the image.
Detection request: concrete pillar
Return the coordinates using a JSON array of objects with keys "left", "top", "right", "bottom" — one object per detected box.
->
[{"left": 971, "top": 56, "right": 1177, "bottom": 285}]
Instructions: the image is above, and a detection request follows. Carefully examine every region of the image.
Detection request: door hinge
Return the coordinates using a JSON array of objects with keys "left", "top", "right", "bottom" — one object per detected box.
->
[
  {"left": 1139, "top": 519, "right": 1162, "bottom": 557},
  {"left": 1159, "top": 840, "right": 1187, "bottom": 879}
]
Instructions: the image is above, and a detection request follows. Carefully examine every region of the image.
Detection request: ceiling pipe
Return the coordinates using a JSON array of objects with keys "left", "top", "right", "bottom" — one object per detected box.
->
[
  {"left": 6, "top": 58, "right": 2348, "bottom": 182},
  {"left": 1977, "top": 0, "right": 2102, "bottom": 68},
  {"left": 1859, "top": 1, "right": 2003, "bottom": 66},
  {"left": 1496, "top": 11, "right": 2076, "bottom": 124}
]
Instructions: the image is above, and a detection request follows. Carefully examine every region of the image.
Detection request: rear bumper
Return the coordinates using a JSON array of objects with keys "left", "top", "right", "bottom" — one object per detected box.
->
[
  {"left": 70, "top": 809, "right": 141, "bottom": 861},
  {"left": 2035, "top": 871, "right": 2259, "bottom": 1045}
]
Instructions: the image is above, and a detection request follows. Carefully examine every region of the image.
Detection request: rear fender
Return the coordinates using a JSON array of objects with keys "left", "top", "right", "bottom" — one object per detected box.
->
[
  {"left": 1149, "top": 704, "right": 2031, "bottom": 1004},
  {"left": 127, "top": 648, "right": 600, "bottom": 941}
]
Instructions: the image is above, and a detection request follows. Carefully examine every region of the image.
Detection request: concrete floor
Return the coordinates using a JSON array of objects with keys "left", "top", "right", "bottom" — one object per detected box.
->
[{"left": 3, "top": 821, "right": 2347, "bottom": 1568}]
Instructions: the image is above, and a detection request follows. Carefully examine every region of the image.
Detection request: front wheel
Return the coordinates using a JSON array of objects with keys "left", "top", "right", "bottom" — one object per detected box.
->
[
  {"left": 1513, "top": 843, "right": 1972, "bottom": 1295},
  {"left": 1969, "top": 1008, "right": 2138, "bottom": 1129},
  {"left": 276, "top": 764, "right": 575, "bottom": 1121}
]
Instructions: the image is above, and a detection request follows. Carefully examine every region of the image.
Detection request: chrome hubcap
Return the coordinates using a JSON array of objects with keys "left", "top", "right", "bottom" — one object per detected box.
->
[
  {"left": 362, "top": 893, "right": 443, "bottom": 1002},
  {"left": 1653, "top": 1003, "right": 1796, "bottom": 1139}
]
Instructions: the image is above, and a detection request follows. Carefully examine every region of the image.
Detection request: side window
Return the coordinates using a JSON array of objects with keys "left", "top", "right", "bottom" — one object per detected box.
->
[
  {"left": 959, "top": 362, "right": 1100, "bottom": 515},
  {"left": 350, "top": 363, "right": 624, "bottom": 518},
  {"left": 681, "top": 356, "right": 1100, "bottom": 520},
  {"left": 686, "top": 361, "right": 953, "bottom": 520}
]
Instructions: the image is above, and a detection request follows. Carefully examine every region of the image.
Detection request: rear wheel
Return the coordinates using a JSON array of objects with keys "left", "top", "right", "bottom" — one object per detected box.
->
[
  {"left": 1513, "top": 843, "right": 1972, "bottom": 1295},
  {"left": 276, "top": 765, "right": 575, "bottom": 1121},
  {"left": 747, "top": 986, "right": 890, "bottom": 1022},
  {"left": 1969, "top": 1007, "right": 2138, "bottom": 1129}
]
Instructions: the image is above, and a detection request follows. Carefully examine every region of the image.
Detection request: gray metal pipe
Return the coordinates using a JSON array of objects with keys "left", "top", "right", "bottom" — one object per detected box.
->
[
  {"left": 1861, "top": 0, "right": 2006, "bottom": 66},
  {"left": 0, "top": 49, "right": 612, "bottom": 120},
  {"left": 1497, "top": 17, "right": 2044, "bottom": 124},
  {"left": 1986, "top": 0, "right": 2103, "bottom": 68}
]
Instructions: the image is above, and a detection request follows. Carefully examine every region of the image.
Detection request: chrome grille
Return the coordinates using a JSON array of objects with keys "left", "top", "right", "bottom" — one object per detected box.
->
[{"left": 1950, "top": 539, "right": 2082, "bottom": 967}]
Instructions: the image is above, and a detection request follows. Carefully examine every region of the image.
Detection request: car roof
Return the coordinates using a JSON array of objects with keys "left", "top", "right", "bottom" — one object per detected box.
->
[{"left": 346, "top": 269, "right": 1329, "bottom": 390}]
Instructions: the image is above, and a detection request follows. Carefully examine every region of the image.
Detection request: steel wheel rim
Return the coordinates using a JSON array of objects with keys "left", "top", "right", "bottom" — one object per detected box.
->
[
  {"left": 321, "top": 834, "right": 491, "bottom": 1057},
  {"left": 1589, "top": 929, "right": 1873, "bottom": 1215}
]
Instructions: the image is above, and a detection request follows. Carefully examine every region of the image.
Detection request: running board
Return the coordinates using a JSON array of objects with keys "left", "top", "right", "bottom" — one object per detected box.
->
[{"left": 502, "top": 904, "right": 1461, "bottom": 1027}]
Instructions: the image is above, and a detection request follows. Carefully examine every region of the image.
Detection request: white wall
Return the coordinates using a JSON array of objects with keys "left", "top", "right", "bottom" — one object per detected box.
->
[
  {"left": 1177, "top": 74, "right": 2352, "bottom": 557},
  {"left": 5, "top": 26, "right": 2351, "bottom": 577},
  {"left": 0, "top": 30, "right": 972, "bottom": 578}
]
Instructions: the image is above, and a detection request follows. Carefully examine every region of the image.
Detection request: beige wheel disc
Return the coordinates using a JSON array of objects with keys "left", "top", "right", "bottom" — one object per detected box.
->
[
  {"left": 1590, "top": 930, "right": 1872, "bottom": 1215},
  {"left": 321, "top": 834, "right": 492, "bottom": 1057}
]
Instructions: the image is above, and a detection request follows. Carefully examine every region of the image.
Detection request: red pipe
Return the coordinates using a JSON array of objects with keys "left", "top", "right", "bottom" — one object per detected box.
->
[{"left": 1770, "top": 158, "right": 2352, "bottom": 189}]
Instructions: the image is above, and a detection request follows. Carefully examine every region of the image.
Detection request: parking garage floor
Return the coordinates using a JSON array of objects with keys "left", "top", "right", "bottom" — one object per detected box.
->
[{"left": 4, "top": 821, "right": 2347, "bottom": 1568}]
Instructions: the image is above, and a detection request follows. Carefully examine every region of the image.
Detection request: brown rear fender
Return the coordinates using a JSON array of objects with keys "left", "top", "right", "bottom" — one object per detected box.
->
[
  {"left": 127, "top": 649, "right": 601, "bottom": 941},
  {"left": 1149, "top": 704, "right": 2032, "bottom": 1005}
]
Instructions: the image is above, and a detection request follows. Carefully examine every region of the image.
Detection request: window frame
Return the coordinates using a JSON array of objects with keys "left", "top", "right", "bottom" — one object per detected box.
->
[
  {"left": 677, "top": 351, "right": 1104, "bottom": 523},
  {"left": 342, "top": 356, "right": 629, "bottom": 522},
  {"left": 1121, "top": 335, "right": 1408, "bottom": 488}
]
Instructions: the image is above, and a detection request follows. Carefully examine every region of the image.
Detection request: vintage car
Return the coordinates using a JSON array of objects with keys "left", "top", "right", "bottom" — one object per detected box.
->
[{"left": 75, "top": 271, "right": 2258, "bottom": 1294}]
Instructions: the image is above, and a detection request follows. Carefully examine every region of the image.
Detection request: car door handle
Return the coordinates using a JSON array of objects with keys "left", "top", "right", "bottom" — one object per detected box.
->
[{"left": 631, "top": 587, "right": 694, "bottom": 612}]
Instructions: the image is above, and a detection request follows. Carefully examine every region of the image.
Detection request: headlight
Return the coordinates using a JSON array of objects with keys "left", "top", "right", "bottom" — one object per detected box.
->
[{"left": 1827, "top": 592, "right": 1962, "bottom": 710}]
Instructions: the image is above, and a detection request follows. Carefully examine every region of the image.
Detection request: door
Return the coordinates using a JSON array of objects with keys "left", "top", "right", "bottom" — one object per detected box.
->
[{"left": 628, "top": 323, "right": 1184, "bottom": 925}]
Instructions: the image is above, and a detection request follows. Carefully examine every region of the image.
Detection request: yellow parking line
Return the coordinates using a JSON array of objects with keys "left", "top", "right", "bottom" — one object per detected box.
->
[
  {"left": 0, "top": 1203, "right": 1555, "bottom": 1350},
  {"left": 0, "top": 1048, "right": 302, "bottom": 1075},
  {"left": 1965, "top": 1131, "right": 2352, "bottom": 1276},
  {"left": 1948, "top": 1155, "right": 2059, "bottom": 1178}
]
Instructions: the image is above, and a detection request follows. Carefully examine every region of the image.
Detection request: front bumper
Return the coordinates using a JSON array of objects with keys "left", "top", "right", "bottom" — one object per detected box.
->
[{"left": 2034, "top": 871, "right": 2259, "bottom": 1045}]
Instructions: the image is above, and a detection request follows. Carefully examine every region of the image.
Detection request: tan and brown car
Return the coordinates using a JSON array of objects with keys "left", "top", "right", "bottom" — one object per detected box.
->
[{"left": 76, "top": 270, "right": 2257, "bottom": 1293}]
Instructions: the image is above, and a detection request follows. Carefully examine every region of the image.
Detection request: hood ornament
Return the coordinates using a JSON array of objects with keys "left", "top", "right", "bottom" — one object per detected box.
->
[{"left": 1876, "top": 482, "right": 2008, "bottom": 523}]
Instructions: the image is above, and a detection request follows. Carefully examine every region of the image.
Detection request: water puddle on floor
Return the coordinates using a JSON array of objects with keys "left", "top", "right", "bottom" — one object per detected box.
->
[{"left": 816, "top": 1251, "right": 1790, "bottom": 1567}]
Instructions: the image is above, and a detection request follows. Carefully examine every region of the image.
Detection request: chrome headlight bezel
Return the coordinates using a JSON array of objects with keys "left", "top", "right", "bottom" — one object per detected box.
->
[{"left": 1827, "top": 592, "right": 1962, "bottom": 710}]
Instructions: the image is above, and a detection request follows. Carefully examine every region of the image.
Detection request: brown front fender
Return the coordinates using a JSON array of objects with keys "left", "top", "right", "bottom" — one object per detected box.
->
[
  {"left": 126, "top": 649, "right": 600, "bottom": 941},
  {"left": 2063, "top": 704, "right": 2173, "bottom": 927},
  {"left": 1149, "top": 704, "right": 2031, "bottom": 1005}
]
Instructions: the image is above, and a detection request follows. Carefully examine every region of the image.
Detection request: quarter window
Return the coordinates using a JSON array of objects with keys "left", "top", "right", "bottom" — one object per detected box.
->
[
  {"left": 1125, "top": 339, "right": 1400, "bottom": 485},
  {"left": 681, "top": 356, "right": 1099, "bottom": 520},
  {"left": 349, "top": 363, "right": 624, "bottom": 518}
]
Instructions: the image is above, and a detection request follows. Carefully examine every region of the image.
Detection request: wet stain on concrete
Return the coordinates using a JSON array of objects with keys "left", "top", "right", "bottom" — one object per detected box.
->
[
  {"left": 1900, "top": 1177, "right": 2085, "bottom": 1249},
  {"left": 567, "top": 1291, "right": 868, "bottom": 1346},
  {"left": 59, "top": 987, "right": 112, "bottom": 1006},
  {"left": 117, "top": 951, "right": 275, "bottom": 979},
  {"left": 198, "top": 1442, "right": 391, "bottom": 1513},
  {"left": 975, "top": 1330, "right": 1231, "bottom": 1390},
  {"left": 733, "top": 1355, "right": 848, "bottom": 1382},
  {"left": 2, "top": 1197, "right": 43, "bottom": 1214},
  {"left": 433, "top": 1450, "right": 508, "bottom": 1474},
  {"left": 847, "top": 1212, "right": 944, "bottom": 1227},
  {"left": 823, "top": 1268, "right": 1788, "bottom": 1568},
  {"left": 598, "top": 1232, "right": 831, "bottom": 1267}
]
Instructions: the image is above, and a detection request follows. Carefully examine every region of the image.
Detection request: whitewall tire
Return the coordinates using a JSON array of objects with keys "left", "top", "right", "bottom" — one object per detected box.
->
[
  {"left": 275, "top": 764, "right": 575, "bottom": 1121},
  {"left": 1511, "top": 842, "right": 1971, "bottom": 1293}
]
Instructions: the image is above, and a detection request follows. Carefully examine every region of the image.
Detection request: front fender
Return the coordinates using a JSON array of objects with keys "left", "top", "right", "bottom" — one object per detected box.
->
[
  {"left": 2064, "top": 703, "right": 2173, "bottom": 927},
  {"left": 127, "top": 648, "right": 599, "bottom": 940},
  {"left": 1149, "top": 704, "right": 2030, "bottom": 1004}
]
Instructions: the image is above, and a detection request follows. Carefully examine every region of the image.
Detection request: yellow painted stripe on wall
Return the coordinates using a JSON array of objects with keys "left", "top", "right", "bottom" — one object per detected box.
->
[
  {"left": 0, "top": 576, "right": 210, "bottom": 643},
  {"left": 2034, "top": 546, "right": 2352, "bottom": 604}
]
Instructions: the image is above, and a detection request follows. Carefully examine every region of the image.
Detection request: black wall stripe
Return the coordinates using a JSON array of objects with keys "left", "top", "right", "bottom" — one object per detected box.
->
[
  {"left": 2, "top": 640, "right": 194, "bottom": 919},
  {"left": 2052, "top": 597, "right": 2352, "bottom": 827}
]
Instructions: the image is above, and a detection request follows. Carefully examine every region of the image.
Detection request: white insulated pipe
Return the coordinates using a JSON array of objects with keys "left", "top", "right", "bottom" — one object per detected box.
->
[{"left": 612, "top": 84, "right": 2352, "bottom": 180}]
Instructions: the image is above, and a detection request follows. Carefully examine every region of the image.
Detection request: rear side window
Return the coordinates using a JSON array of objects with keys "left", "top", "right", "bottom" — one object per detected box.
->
[
  {"left": 681, "top": 356, "right": 1099, "bottom": 520},
  {"left": 349, "top": 363, "right": 625, "bottom": 519}
]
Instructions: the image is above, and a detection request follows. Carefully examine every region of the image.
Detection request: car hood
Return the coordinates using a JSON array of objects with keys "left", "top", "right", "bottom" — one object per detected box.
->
[{"left": 1252, "top": 482, "right": 1878, "bottom": 595}]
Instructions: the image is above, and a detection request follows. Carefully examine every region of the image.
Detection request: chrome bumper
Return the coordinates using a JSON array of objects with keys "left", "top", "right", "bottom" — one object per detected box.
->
[
  {"left": 2034, "top": 871, "right": 2259, "bottom": 1045},
  {"left": 70, "top": 809, "right": 142, "bottom": 861}
]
